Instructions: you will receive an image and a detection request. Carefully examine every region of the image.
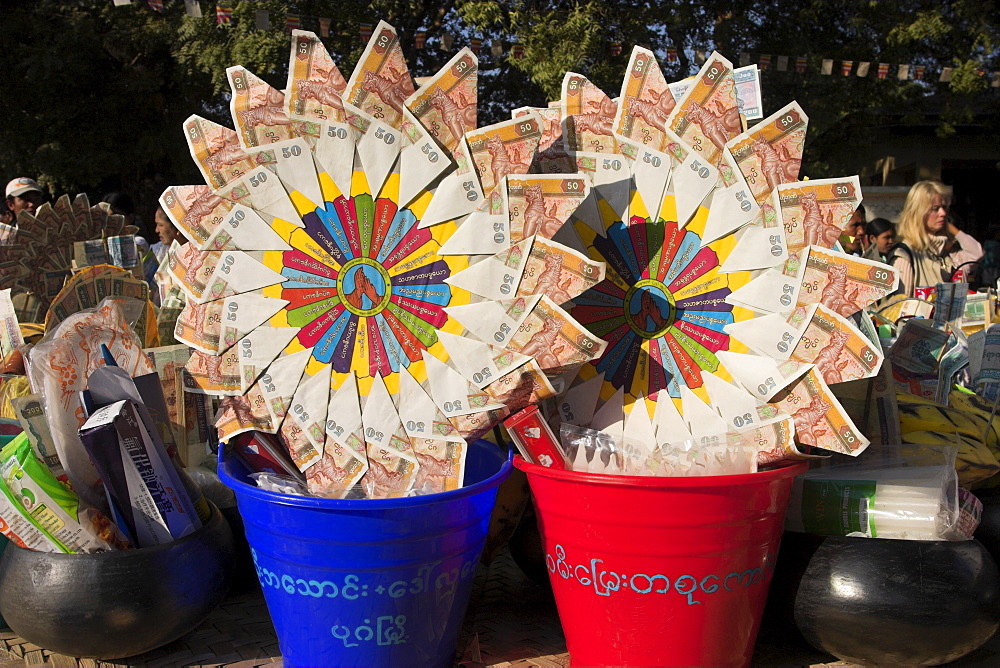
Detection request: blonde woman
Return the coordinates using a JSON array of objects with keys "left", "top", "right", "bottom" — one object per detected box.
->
[{"left": 888, "top": 181, "right": 982, "bottom": 297}]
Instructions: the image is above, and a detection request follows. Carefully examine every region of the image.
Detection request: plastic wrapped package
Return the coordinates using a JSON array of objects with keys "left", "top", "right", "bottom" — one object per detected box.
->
[
  {"left": 25, "top": 300, "right": 153, "bottom": 510},
  {"left": 785, "top": 444, "right": 976, "bottom": 540}
]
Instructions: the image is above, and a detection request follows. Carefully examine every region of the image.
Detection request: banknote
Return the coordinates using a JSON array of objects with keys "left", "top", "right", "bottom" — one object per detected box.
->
[
  {"left": 145, "top": 345, "right": 190, "bottom": 458},
  {"left": 215, "top": 387, "right": 274, "bottom": 442},
  {"left": 890, "top": 318, "right": 951, "bottom": 376},
  {"left": 344, "top": 20, "right": 415, "bottom": 131},
  {"left": 108, "top": 234, "right": 138, "bottom": 269},
  {"left": 507, "top": 175, "right": 589, "bottom": 242},
  {"left": 561, "top": 72, "right": 619, "bottom": 154},
  {"left": 306, "top": 442, "right": 367, "bottom": 498},
  {"left": 285, "top": 366, "right": 331, "bottom": 460},
  {"left": 613, "top": 46, "right": 674, "bottom": 151},
  {"left": 11, "top": 395, "right": 65, "bottom": 477},
  {"left": 667, "top": 52, "right": 739, "bottom": 166},
  {"left": 256, "top": 349, "right": 313, "bottom": 427},
  {"left": 183, "top": 347, "right": 242, "bottom": 395},
  {"left": 776, "top": 176, "right": 862, "bottom": 254},
  {"left": 410, "top": 438, "right": 466, "bottom": 494},
  {"left": 933, "top": 281, "right": 969, "bottom": 327},
  {"left": 167, "top": 243, "right": 221, "bottom": 302},
  {"left": 72, "top": 193, "right": 94, "bottom": 232},
  {"left": 505, "top": 295, "right": 608, "bottom": 374},
  {"left": 159, "top": 185, "right": 231, "bottom": 247},
  {"left": 515, "top": 106, "right": 576, "bottom": 174},
  {"left": 729, "top": 415, "right": 805, "bottom": 466},
  {"left": 726, "top": 101, "right": 808, "bottom": 207},
  {"left": 73, "top": 239, "right": 108, "bottom": 268},
  {"left": 174, "top": 299, "right": 224, "bottom": 354},
  {"left": 286, "top": 30, "right": 348, "bottom": 125},
  {"left": 791, "top": 246, "right": 899, "bottom": 316},
  {"left": 184, "top": 115, "right": 276, "bottom": 190},
  {"left": 405, "top": 48, "right": 477, "bottom": 154},
  {"left": 485, "top": 359, "right": 557, "bottom": 412},
  {"left": 279, "top": 418, "right": 323, "bottom": 472},
  {"left": 466, "top": 115, "right": 543, "bottom": 198},
  {"left": 228, "top": 66, "right": 299, "bottom": 149},
  {"left": 448, "top": 406, "right": 510, "bottom": 443},
  {"left": 517, "top": 237, "right": 605, "bottom": 304},
  {"left": 733, "top": 65, "right": 762, "bottom": 121},
  {"left": 788, "top": 304, "right": 883, "bottom": 385},
  {"left": 769, "top": 368, "right": 869, "bottom": 455}
]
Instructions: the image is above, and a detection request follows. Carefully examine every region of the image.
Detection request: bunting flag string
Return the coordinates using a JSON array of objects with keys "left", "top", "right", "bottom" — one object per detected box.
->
[
  {"left": 105, "top": 3, "right": 1000, "bottom": 82},
  {"left": 215, "top": 1, "right": 231, "bottom": 26}
]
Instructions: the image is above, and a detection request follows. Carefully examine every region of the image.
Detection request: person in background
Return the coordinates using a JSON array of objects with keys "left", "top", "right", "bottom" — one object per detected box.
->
[
  {"left": 888, "top": 180, "right": 982, "bottom": 297},
  {"left": 842, "top": 204, "right": 866, "bottom": 255},
  {"left": 151, "top": 205, "right": 182, "bottom": 265},
  {"left": 0, "top": 199, "right": 13, "bottom": 227},
  {"left": 5, "top": 177, "right": 45, "bottom": 218},
  {"left": 861, "top": 217, "right": 896, "bottom": 263}
]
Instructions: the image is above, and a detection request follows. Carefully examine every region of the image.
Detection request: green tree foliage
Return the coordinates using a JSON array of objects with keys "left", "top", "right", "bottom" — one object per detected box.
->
[{"left": 1, "top": 0, "right": 995, "bottom": 212}]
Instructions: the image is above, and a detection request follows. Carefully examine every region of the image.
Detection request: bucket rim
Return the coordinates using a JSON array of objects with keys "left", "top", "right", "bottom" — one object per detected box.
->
[
  {"left": 513, "top": 455, "right": 808, "bottom": 487},
  {"left": 218, "top": 440, "right": 513, "bottom": 509}
]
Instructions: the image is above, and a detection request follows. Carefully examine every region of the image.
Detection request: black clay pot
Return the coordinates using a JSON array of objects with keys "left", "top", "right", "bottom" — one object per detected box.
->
[
  {"left": 0, "top": 503, "right": 235, "bottom": 659},
  {"left": 973, "top": 488, "right": 1000, "bottom": 558},
  {"left": 791, "top": 533, "right": 1000, "bottom": 665}
]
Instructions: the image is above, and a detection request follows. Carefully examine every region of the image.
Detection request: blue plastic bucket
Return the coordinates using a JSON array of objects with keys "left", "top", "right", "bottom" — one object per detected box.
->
[{"left": 218, "top": 439, "right": 512, "bottom": 667}]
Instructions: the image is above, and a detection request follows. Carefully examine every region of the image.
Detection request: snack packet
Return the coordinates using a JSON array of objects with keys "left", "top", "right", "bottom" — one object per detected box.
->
[{"left": 0, "top": 433, "right": 129, "bottom": 552}]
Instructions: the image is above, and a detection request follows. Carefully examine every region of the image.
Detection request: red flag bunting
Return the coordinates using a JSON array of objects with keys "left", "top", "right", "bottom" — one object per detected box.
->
[
  {"left": 512, "top": 43, "right": 525, "bottom": 59},
  {"left": 758, "top": 54, "right": 771, "bottom": 70},
  {"left": 877, "top": 62, "right": 889, "bottom": 79},
  {"left": 415, "top": 30, "right": 427, "bottom": 49},
  {"left": 914, "top": 65, "right": 925, "bottom": 80},
  {"left": 147, "top": 0, "right": 164, "bottom": 11},
  {"left": 610, "top": 42, "right": 622, "bottom": 57},
  {"left": 795, "top": 56, "right": 808, "bottom": 73},
  {"left": 666, "top": 47, "right": 678, "bottom": 63},
  {"left": 469, "top": 37, "right": 482, "bottom": 55},
  {"left": 216, "top": 1, "right": 232, "bottom": 26},
  {"left": 319, "top": 18, "right": 331, "bottom": 37},
  {"left": 285, "top": 13, "right": 300, "bottom": 32},
  {"left": 841, "top": 60, "right": 853, "bottom": 76},
  {"left": 359, "top": 23, "right": 373, "bottom": 43}
]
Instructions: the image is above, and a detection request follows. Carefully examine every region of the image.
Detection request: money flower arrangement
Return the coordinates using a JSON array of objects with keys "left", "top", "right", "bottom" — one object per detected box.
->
[{"left": 167, "top": 21, "right": 898, "bottom": 496}]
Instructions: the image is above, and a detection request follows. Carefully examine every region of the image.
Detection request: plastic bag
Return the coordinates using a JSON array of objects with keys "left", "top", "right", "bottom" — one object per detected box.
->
[{"left": 785, "top": 443, "right": 974, "bottom": 540}]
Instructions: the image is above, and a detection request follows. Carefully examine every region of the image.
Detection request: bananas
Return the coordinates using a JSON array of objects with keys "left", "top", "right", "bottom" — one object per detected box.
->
[{"left": 897, "top": 389, "right": 1000, "bottom": 487}]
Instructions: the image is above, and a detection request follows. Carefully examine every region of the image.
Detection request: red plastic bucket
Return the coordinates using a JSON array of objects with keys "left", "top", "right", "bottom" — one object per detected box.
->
[{"left": 515, "top": 457, "right": 807, "bottom": 667}]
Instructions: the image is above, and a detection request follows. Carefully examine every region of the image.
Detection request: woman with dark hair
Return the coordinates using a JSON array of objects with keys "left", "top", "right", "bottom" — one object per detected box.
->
[{"left": 861, "top": 217, "right": 895, "bottom": 263}]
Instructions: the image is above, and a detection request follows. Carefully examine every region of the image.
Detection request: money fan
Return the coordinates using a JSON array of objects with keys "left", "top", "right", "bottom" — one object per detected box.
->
[
  {"left": 0, "top": 196, "right": 130, "bottom": 321},
  {"left": 553, "top": 49, "right": 898, "bottom": 465},
  {"left": 165, "top": 23, "right": 607, "bottom": 498}
]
